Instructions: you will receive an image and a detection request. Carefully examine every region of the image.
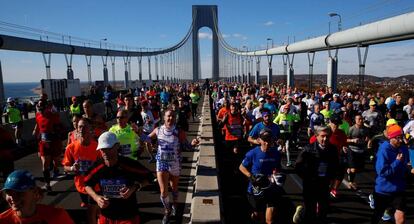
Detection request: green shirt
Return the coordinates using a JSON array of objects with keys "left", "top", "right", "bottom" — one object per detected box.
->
[
  {"left": 339, "top": 120, "right": 350, "bottom": 136},
  {"left": 190, "top": 93, "right": 201, "bottom": 104},
  {"left": 7, "top": 107, "right": 22, "bottom": 124},
  {"left": 273, "top": 113, "right": 294, "bottom": 133},
  {"left": 321, "top": 109, "right": 333, "bottom": 120},
  {"left": 109, "top": 124, "right": 139, "bottom": 160}
]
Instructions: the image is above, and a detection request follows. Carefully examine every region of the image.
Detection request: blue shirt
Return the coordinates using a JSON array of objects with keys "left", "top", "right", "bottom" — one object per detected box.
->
[
  {"left": 160, "top": 91, "right": 170, "bottom": 104},
  {"left": 249, "top": 122, "right": 280, "bottom": 142},
  {"left": 375, "top": 141, "right": 409, "bottom": 195},
  {"left": 103, "top": 91, "right": 113, "bottom": 103},
  {"left": 242, "top": 146, "right": 281, "bottom": 193},
  {"left": 309, "top": 112, "right": 325, "bottom": 130},
  {"left": 329, "top": 101, "right": 342, "bottom": 111}
]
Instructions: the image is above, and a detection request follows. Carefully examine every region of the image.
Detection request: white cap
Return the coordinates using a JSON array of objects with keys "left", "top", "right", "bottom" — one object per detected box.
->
[
  {"left": 258, "top": 97, "right": 265, "bottom": 102},
  {"left": 333, "top": 93, "right": 340, "bottom": 97},
  {"left": 7, "top": 97, "right": 14, "bottom": 103},
  {"left": 97, "top": 132, "right": 119, "bottom": 150},
  {"left": 347, "top": 92, "right": 352, "bottom": 97}
]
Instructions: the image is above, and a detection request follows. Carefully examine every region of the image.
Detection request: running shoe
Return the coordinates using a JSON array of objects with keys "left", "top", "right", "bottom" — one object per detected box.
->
[
  {"left": 162, "top": 213, "right": 170, "bottom": 224},
  {"left": 368, "top": 194, "right": 375, "bottom": 209},
  {"left": 171, "top": 205, "right": 177, "bottom": 216},
  {"left": 43, "top": 184, "right": 52, "bottom": 192},
  {"left": 286, "top": 162, "right": 293, "bottom": 167},
  {"left": 330, "top": 189, "right": 338, "bottom": 198},
  {"left": 381, "top": 210, "right": 392, "bottom": 221},
  {"left": 292, "top": 205, "right": 304, "bottom": 224}
]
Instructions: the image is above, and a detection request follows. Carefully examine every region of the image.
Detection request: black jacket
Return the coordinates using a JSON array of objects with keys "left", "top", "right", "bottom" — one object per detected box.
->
[{"left": 295, "top": 142, "right": 339, "bottom": 184}]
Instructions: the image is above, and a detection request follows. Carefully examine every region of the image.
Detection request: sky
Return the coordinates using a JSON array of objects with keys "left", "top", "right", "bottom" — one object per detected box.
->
[{"left": 1, "top": 0, "right": 414, "bottom": 82}]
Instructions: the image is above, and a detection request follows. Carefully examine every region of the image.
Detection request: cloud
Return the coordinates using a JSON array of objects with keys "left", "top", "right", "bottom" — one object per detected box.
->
[
  {"left": 199, "top": 32, "right": 212, "bottom": 40},
  {"left": 159, "top": 34, "right": 167, "bottom": 38},
  {"left": 232, "top": 33, "right": 248, "bottom": 40},
  {"left": 232, "top": 33, "right": 242, "bottom": 38},
  {"left": 264, "top": 21, "right": 274, "bottom": 26},
  {"left": 222, "top": 34, "right": 230, "bottom": 38}
]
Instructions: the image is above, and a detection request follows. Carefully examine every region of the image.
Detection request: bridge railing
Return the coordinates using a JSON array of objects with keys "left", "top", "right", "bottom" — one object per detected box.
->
[{"left": 190, "top": 94, "right": 222, "bottom": 223}]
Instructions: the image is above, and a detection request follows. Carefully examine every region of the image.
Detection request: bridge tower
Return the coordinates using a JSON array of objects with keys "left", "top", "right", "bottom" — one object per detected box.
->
[{"left": 192, "top": 5, "right": 219, "bottom": 81}]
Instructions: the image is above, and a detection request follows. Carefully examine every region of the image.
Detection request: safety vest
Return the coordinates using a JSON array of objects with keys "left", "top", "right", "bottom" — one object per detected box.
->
[
  {"left": 70, "top": 104, "right": 81, "bottom": 115},
  {"left": 109, "top": 124, "right": 139, "bottom": 160}
]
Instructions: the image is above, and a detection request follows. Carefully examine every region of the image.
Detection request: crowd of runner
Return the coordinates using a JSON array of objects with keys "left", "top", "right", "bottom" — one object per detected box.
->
[
  {"left": 0, "top": 79, "right": 414, "bottom": 224},
  {"left": 0, "top": 83, "right": 201, "bottom": 224},
  {"left": 211, "top": 82, "right": 413, "bottom": 224}
]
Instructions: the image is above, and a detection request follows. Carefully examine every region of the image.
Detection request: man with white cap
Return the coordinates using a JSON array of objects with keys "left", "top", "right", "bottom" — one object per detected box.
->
[
  {"left": 85, "top": 131, "right": 153, "bottom": 224},
  {"left": 251, "top": 97, "right": 266, "bottom": 124}
]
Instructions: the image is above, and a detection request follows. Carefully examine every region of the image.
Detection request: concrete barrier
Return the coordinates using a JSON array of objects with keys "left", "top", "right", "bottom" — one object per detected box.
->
[{"left": 190, "top": 96, "right": 222, "bottom": 223}]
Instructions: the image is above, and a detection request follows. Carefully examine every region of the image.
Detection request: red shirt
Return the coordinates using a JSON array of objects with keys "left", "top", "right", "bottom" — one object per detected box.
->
[
  {"left": 35, "top": 111, "right": 59, "bottom": 133},
  {"left": 0, "top": 204, "right": 74, "bottom": 224}
]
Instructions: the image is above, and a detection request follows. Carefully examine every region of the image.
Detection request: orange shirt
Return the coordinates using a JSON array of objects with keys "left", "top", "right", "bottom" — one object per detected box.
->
[
  {"left": 0, "top": 204, "right": 74, "bottom": 224},
  {"left": 217, "top": 107, "right": 229, "bottom": 121},
  {"left": 62, "top": 140, "right": 100, "bottom": 194}
]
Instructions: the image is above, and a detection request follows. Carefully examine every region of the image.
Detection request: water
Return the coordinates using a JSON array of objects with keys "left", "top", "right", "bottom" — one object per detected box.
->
[{"left": 4, "top": 82, "right": 40, "bottom": 99}]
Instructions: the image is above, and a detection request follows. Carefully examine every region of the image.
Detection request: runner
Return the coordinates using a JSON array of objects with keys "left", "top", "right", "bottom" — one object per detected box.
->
[
  {"left": 371, "top": 125, "right": 409, "bottom": 224},
  {"left": 85, "top": 132, "right": 153, "bottom": 224},
  {"left": 62, "top": 118, "right": 100, "bottom": 224},
  {"left": 109, "top": 110, "right": 140, "bottom": 160},
  {"left": 33, "top": 100, "right": 63, "bottom": 191},
  {"left": 82, "top": 99, "right": 107, "bottom": 140},
  {"left": 239, "top": 128, "right": 284, "bottom": 223},
  {"left": 0, "top": 170, "right": 75, "bottom": 224},
  {"left": 142, "top": 109, "right": 199, "bottom": 224},
  {"left": 295, "top": 126, "right": 339, "bottom": 223},
  {"left": 69, "top": 96, "right": 82, "bottom": 117},
  {"left": 346, "top": 114, "right": 370, "bottom": 190},
  {"left": 3, "top": 97, "right": 23, "bottom": 145}
]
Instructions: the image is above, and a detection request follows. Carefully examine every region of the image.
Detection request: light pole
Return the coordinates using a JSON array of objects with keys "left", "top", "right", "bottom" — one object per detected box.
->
[
  {"left": 329, "top": 13, "right": 342, "bottom": 31},
  {"left": 100, "top": 38, "right": 107, "bottom": 49},
  {"left": 266, "top": 38, "right": 274, "bottom": 49}
]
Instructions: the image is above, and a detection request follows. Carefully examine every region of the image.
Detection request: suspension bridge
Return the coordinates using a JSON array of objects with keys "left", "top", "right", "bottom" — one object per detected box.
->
[{"left": 1, "top": 4, "right": 414, "bottom": 224}]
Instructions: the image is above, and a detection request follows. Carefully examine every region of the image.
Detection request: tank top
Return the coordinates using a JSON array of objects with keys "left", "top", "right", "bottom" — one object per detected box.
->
[
  {"left": 109, "top": 124, "right": 138, "bottom": 159},
  {"left": 156, "top": 125, "right": 180, "bottom": 162},
  {"left": 70, "top": 104, "right": 81, "bottom": 115}
]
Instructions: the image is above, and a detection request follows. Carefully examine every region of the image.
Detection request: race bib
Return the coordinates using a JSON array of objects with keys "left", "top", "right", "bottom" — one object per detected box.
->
[
  {"left": 78, "top": 160, "right": 93, "bottom": 174},
  {"left": 119, "top": 144, "right": 132, "bottom": 156},
  {"left": 318, "top": 162, "right": 328, "bottom": 177},
  {"left": 160, "top": 151, "right": 176, "bottom": 162},
  {"left": 40, "top": 133, "right": 53, "bottom": 142},
  {"left": 229, "top": 124, "right": 242, "bottom": 137},
  {"left": 100, "top": 179, "right": 127, "bottom": 199}
]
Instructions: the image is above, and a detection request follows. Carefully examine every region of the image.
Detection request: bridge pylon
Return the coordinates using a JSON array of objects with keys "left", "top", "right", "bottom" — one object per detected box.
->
[{"left": 192, "top": 5, "right": 219, "bottom": 82}]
